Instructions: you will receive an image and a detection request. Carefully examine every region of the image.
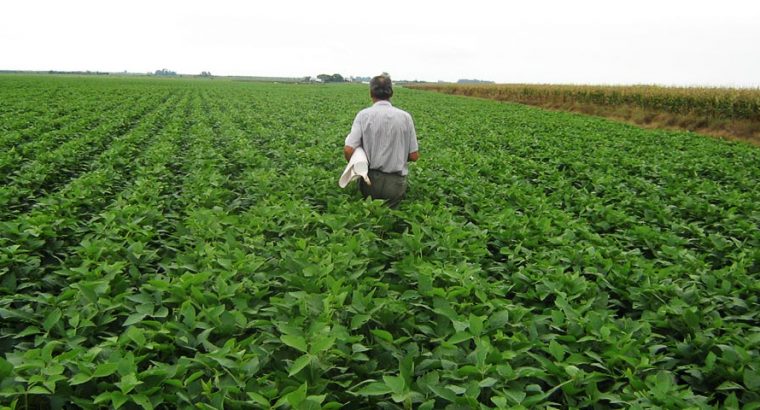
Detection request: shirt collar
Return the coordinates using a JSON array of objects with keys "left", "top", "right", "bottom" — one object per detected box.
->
[{"left": 373, "top": 100, "right": 392, "bottom": 107}]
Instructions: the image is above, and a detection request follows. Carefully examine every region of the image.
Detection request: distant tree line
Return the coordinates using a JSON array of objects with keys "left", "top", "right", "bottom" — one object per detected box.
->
[
  {"left": 154, "top": 68, "right": 177, "bottom": 76},
  {"left": 457, "top": 78, "right": 494, "bottom": 84},
  {"left": 457, "top": 79, "right": 494, "bottom": 84},
  {"left": 46, "top": 70, "right": 109, "bottom": 75}
]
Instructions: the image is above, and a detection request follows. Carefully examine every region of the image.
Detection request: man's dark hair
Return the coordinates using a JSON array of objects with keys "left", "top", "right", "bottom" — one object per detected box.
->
[{"left": 370, "top": 74, "right": 393, "bottom": 100}]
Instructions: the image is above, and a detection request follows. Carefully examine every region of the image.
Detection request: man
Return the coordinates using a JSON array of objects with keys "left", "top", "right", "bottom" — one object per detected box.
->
[{"left": 344, "top": 74, "right": 419, "bottom": 208}]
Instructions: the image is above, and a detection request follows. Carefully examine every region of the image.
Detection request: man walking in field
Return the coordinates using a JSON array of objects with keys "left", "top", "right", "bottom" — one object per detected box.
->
[{"left": 343, "top": 74, "right": 419, "bottom": 208}]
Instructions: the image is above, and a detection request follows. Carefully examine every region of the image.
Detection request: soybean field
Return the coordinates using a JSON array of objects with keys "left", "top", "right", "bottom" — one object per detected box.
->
[{"left": 1, "top": 75, "right": 759, "bottom": 409}]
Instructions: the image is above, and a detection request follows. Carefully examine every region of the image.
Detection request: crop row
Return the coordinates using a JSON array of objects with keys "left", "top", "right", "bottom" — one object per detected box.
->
[{"left": 0, "top": 92, "right": 178, "bottom": 220}]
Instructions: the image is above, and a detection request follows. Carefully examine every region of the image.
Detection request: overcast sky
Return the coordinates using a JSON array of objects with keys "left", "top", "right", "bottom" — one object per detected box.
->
[{"left": 2, "top": 0, "right": 759, "bottom": 86}]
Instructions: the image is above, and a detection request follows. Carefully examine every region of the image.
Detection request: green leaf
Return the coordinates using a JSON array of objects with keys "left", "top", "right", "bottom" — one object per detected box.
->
[
  {"left": 419, "top": 399, "right": 436, "bottom": 410},
  {"left": 705, "top": 352, "right": 717, "bottom": 368},
  {"left": 123, "top": 313, "right": 147, "bottom": 327},
  {"left": 43, "top": 308, "right": 62, "bottom": 332},
  {"left": 280, "top": 334, "right": 308, "bottom": 353},
  {"left": 391, "top": 392, "right": 409, "bottom": 404},
  {"left": 744, "top": 368, "right": 760, "bottom": 390},
  {"left": 448, "top": 331, "right": 472, "bottom": 345},
  {"left": 383, "top": 375, "right": 406, "bottom": 395},
  {"left": 716, "top": 381, "right": 744, "bottom": 391},
  {"left": 209, "top": 355, "right": 236, "bottom": 369},
  {"left": 154, "top": 306, "right": 168, "bottom": 318},
  {"left": 135, "top": 303, "right": 154, "bottom": 316},
  {"left": 289, "top": 354, "right": 312, "bottom": 376},
  {"left": 565, "top": 365, "right": 581, "bottom": 377},
  {"left": 351, "top": 344, "right": 370, "bottom": 353},
  {"left": 487, "top": 310, "right": 510, "bottom": 330},
  {"left": 125, "top": 326, "right": 146, "bottom": 347},
  {"left": 147, "top": 279, "right": 170, "bottom": 290},
  {"left": 286, "top": 382, "right": 308, "bottom": 407},
  {"left": 683, "top": 309, "right": 700, "bottom": 329},
  {"left": 400, "top": 353, "right": 414, "bottom": 387},
  {"left": 548, "top": 339, "right": 566, "bottom": 361},
  {"left": 94, "top": 391, "right": 112, "bottom": 404},
  {"left": 117, "top": 373, "right": 142, "bottom": 394},
  {"left": 468, "top": 314, "right": 484, "bottom": 336},
  {"left": 184, "top": 370, "right": 204, "bottom": 386},
  {"left": 526, "top": 383, "right": 542, "bottom": 393},
  {"left": 356, "top": 382, "right": 392, "bottom": 396},
  {"left": 70, "top": 372, "right": 93, "bottom": 385},
  {"left": 504, "top": 389, "right": 526, "bottom": 404},
  {"left": 93, "top": 362, "right": 119, "bottom": 378},
  {"left": 247, "top": 391, "right": 270, "bottom": 406},
  {"left": 652, "top": 371, "right": 673, "bottom": 397},
  {"left": 111, "top": 391, "right": 129, "bottom": 409},
  {"left": 15, "top": 326, "right": 41, "bottom": 338},
  {"left": 27, "top": 385, "right": 51, "bottom": 394},
  {"left": 479, "top": 377, "right": 498, "bottom": 388},
  {"left": 370, "top": 329, "right": 393, "bottom": 343},
  {"left": 309, "top": 336, "right": 335, "bottom": 354},
  {"left": 132, "top": 394, "right": 154, "bottom": 410},
  {"left": 0, "top": 357, "right": 13, "bottom": 378},
  {"left": 350, "top": 314, "right": 370, "bottom": 329},
  {"left": 428, "top": 384, "right": 457, "bottom": 402},
  {"left": 447, "top": 385, "right": 466, "bottom": 395},
  {"left": 180, "top": 301, "right": 196, "bottom": 327}
]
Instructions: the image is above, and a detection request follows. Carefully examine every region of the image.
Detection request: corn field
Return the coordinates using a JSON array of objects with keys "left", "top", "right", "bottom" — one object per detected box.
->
[{"left": 408, "top": 84, "right": 760, "bottom": 122}]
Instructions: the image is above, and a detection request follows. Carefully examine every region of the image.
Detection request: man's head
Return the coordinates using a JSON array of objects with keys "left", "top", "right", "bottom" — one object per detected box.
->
[{"left": 370, "top": 74, "right": 393, "bottom": 101}]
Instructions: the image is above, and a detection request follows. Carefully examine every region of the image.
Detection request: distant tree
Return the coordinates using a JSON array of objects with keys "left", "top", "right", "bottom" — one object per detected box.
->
[
  {"left": 200, "top": 71, "right": 212, "bottom": 77},
  {"left": 317, "top": 73, "right": 346, "bottom": 83},
  {"left": 154, "top": 68, "right": 177, "bottom": 76}
]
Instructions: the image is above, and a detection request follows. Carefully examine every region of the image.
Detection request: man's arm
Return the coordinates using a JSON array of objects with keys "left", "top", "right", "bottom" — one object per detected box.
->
[
  {"left": 344, "top": 145, "right": 355, "bottom": 161},
  {"left": 407, "top": 114, "right": 419, "bottom": 162},
  {"left": 344, "top": 113, "right": 363, "bottom": 161}
]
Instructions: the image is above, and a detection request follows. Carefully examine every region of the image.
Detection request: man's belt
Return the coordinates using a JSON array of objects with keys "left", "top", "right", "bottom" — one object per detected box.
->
[{"left": 369, "top": 169, "right": 404, "bottom": 177}]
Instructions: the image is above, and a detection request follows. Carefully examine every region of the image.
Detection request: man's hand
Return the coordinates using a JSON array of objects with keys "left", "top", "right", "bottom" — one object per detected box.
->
[
  {"left": 344, "top": 145, "right": 355, "bottom": 162},
  {"left": 408, "top": 151, "right": 419, "bottom": 162}
]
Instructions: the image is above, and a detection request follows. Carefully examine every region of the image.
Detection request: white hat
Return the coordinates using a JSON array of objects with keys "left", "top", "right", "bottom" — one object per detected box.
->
[{"left": 339, "top": 147, "right": 371, "bottom": 188}]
